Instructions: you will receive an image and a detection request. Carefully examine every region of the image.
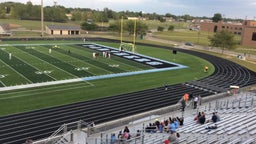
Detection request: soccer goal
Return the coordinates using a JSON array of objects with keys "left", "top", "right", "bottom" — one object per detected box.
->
[
  {"left": 119, "top": 16, "right": 137, "bottom": 53},
  {"left": 119, "top": 42, "right": 135, "bottom": 53}
]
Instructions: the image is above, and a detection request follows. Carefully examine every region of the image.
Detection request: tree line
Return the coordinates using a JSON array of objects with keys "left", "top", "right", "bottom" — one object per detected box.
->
[
  {"left": 0, "top": 2, "right": 238, "bottom": 50},
  {"left": 0, "top": 1, "right": 209, "bottom": 23}
]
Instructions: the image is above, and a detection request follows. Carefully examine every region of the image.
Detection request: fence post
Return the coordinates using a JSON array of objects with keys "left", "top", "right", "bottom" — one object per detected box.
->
[
  {"left": 64, "top": 124, "right": 67, "bottom": 133},
  {"left": 142, "top": 123, "right": 145, "bottom": 144}
]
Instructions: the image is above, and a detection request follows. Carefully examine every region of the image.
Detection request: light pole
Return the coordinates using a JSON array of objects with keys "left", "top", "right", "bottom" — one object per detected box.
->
[{"left": 41, "top": 0, "right": 44, "bottom": 37}]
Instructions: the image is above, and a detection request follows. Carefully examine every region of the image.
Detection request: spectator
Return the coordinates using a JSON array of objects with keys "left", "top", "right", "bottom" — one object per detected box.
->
[
  {"left": 176, "top": 133, "right": 181, "bottom": 143},
  {"left": 110, "top": 133, "right": 117, "bottom": 144},
  {"left": 199, "top": 112, "right": 206, "bottom": 124},
  {"left": 180, "top": 99, "right": 186, "bottom": 112},
  {"left": 169, "top": 120, "right": 177, "bottom": 133},
  {"left": 123, "top": 126, "right": 130, "bottom": 133},
  {"left": 198, "top": 95, "right": 202, "bottom": 106},
  {"left": 194, "top": 112, "right": 201, "bottom": 123},
  {"left": 193, "top": 96, "right": 199, "bottom": 109},
  {"left": 124, "top": 132, "right": 130, "bottom": 140},
  {"left": 205, "top": 124, "right": 218, "bottom": 130},
  {"left": 145, "top": 123, "right": 157, "bottom": 133},
  {"left": 211, "top": 112, "right": 218, "bottom": 123},
  {"left": 25, "top": 138, "right": 33, "bottom": 144},
  {"left": 118, "top": 131, "right": 123, "bottom": 140},
  {"left": 177, "top": 117, "right": 184, "bottom": 127},
  {"left": 136, "top": 130, "right": 141, "bottom": 137},
  {"left": 164, "top": 139, "right": 170, "bottom": 144},
  {"left": 215, "top": 112, "right": 221, "bottom": 121},
  {"left": 204, "top": 66, "right": 209, "bottom": 72},
  {"left": 173, "top": 118, "right": 179, "bottom": 129},
  {"left": 155, "top": 119, "right": 160, "bottom": 128},
  {"left": 168, "top": 131, "right": 178, "bottom": 144},
  {"left": 164, "top": 83, "right": 169, "bottom": 90}
]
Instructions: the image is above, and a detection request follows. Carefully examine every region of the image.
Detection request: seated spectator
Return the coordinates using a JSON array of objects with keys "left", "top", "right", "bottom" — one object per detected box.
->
[
  {"left": 194, "top": 112, "right": 201, "bottom": 123},
  {"left": 177, "top": 117, "right": 184, "bottom": 127},
  {"left": 145, "top": 123, "right": 157, "bottom": 133},
  {"left": 155, "top": 119, "right": 160, "bottom": 128},
  {"left": 206, "top": 112, "right": 220, "bottom": 123},
  {"left": 168, "top": 131, "right": 179, "bottom": 144},
  {"left": 110, "top": 133, "right": 117, "bottom": 144},
  {"left": 198, "top": 112, "right": 206, "bottom": 124},
  {"left": 164, "top": 139, "right": 170, "bottom": 144},
  {"left": 118, "top": 131, "right": 123, "bottom": 140},
  {"left": 176, "top": 133, "right": 180, "bottom": 143},
  {"left": 25, "top": 138, "right": 33, "bottom": 144},
  {"left": 124, "top": 132, "right": 131, "bottom": 140},
  {"left": 215, "top": 112, "right": 221, "bottom": 121},
  {"left": 211, "top": 112, "right": 218, "bottom": 123},
  {"left": 123, "top": 126, "right": 130, "bottom": 133},
  {"left": 136, "top": 130, "right": 141, "bottom": 137},
  {"left": 205, "top": 124, "right": 218, "bottom": 131},
  {"left": 169, "top": 120, "right": 177, "bottom": 133},
  {"left": 173, "top": 118, "right": 179, "bottom": 129},
  {"left": 164, "top": 120, "right": 169, "bottom": 132}
]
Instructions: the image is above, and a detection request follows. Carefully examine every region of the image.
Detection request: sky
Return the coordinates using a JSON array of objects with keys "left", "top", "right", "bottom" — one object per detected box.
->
[{"left": 2, "top": 0, "right": 256, "bottom": 20}]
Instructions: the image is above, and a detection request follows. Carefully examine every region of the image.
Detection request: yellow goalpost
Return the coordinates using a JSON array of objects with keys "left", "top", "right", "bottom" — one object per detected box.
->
[{"left": 119, "top": 16, "right": 137, "bottom": 53}]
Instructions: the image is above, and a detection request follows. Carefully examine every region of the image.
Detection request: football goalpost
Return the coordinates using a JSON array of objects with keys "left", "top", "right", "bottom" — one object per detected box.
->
[{"left": 119, "top": 16, "right": 136, "bottom": 53}]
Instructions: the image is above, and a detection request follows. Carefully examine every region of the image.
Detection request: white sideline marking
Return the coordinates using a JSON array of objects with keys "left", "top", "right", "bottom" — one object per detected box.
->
[
  {"left": 0, "top": 78, "right": 82, "bottom": 92},
  {"left": 0, "top": 81, "right": 6, "bottom": 87},
  {"left": 0, "top": 83, "right": 93, "bottom": 100}
]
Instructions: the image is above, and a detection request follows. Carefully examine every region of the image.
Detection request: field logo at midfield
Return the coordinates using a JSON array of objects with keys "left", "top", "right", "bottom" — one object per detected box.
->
[
  {"left": 35, "top": 70, "right": 53, "bottom": 75},
  {"left": 75, "top": 67, "right": 89, "bottom": 71},
  {"left": 25, "top": 46, "right": 36, "bottom": 49},
  {"left": 0, "top": 74, "right": 8, "bottom": 78},
  {"left": 109, "top": 64, "right": 119, "bottom": 67}
]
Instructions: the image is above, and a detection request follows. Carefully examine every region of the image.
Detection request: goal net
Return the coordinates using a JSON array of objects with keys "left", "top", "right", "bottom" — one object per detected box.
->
[{"left": 119, "top": 42, "right": 135, "bottom": 53}]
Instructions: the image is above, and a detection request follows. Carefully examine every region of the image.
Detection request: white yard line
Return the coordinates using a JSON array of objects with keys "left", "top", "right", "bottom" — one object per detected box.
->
[
  {"left": 0, "top": 81, "right": 6, "bottom": 87},
  {"left": 34, "top": 45, "right": 79, "bottom": 78},
  {"left": 0, "top": 59, "right": 33, "bottom": 83},
  {"left": 3, "top": 49, "right": 57, "bottom": 81}
]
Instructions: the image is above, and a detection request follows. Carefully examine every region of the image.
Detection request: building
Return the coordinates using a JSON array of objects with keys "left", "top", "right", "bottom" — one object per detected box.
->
[
  {"left": 200, "top": 20, "right": 256, "bottom": 47},
  {"left": 0, "top": 24, "right": 12, "bottom": 36},
  {"left": 200, "top": 21, "right": 243, "bottom": 35},
  {"left": 45, "top": 25, "right": 81, "bottom": 35},
  {"left": 241, "top": 21, "right": 256, "bottom": 47}
]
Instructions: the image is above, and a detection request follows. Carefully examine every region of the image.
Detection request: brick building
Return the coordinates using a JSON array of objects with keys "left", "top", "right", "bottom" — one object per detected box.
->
[{"left": 200, "top": 20, "right": 256, "bottom": 47}]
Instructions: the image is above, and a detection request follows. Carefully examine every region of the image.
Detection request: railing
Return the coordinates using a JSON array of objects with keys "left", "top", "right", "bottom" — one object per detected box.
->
[{"left": 33, "top": 120, "right": 94, "bottom": 144}]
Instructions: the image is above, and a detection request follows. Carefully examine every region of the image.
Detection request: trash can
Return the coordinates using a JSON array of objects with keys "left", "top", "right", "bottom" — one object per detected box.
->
[{"left": 140, "top": 34, "right": 144, "bottom": 40}]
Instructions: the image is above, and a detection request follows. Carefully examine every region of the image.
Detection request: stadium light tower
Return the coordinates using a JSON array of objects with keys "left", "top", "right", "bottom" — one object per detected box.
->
[
  {"left": 41, "top": 0, "right": 44, "bottom": 37},
  {"left": 54, "top": 0, "right": 57, "bottom": 7}
]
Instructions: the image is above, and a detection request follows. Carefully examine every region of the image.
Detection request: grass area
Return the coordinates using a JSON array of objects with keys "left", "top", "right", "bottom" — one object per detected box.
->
[
  {"left": 0, "top": 41, "right": 214, "bottom": 116},
  {"left": 153, "top": 30, "right": 242, "bottom": 46},
  {"left": 194, "top": 49, "right": 256, "bottom": 72}
]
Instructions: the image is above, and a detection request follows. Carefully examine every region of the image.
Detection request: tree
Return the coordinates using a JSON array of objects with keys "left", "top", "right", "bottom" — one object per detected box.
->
[
  {"left": 81, "top": 21, "right": 98, "bottom": 31},
  {"left": 208, "top": 30, "right": 237, "bottom": 54},
  {"left": 212, "top": 13, "right": 222, "bottom": 22},
  {"left": 168, "top": 25, "right": 174, "bottom": 31},
  {"left": 125, "top": 20, "right": 148, "bottom": 36},
  {"left": 108, "top": 21, "right": 120, "bottom": 32},
  {"left": 157, "top": 26, "right": 164, "bottom": 31}
]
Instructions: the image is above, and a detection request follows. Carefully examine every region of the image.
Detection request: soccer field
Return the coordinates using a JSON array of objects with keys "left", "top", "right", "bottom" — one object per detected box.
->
[
  {"left": 0, "top": 43, "right": 160, "bottom": 87},
  {"left": 0, "top": 41, "right": 213, "bottom": 116}
]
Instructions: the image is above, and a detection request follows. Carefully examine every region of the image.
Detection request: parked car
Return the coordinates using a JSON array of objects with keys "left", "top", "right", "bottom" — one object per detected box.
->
[{"left": 185, "top": 42, "right": 194, "bottom": 46}]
